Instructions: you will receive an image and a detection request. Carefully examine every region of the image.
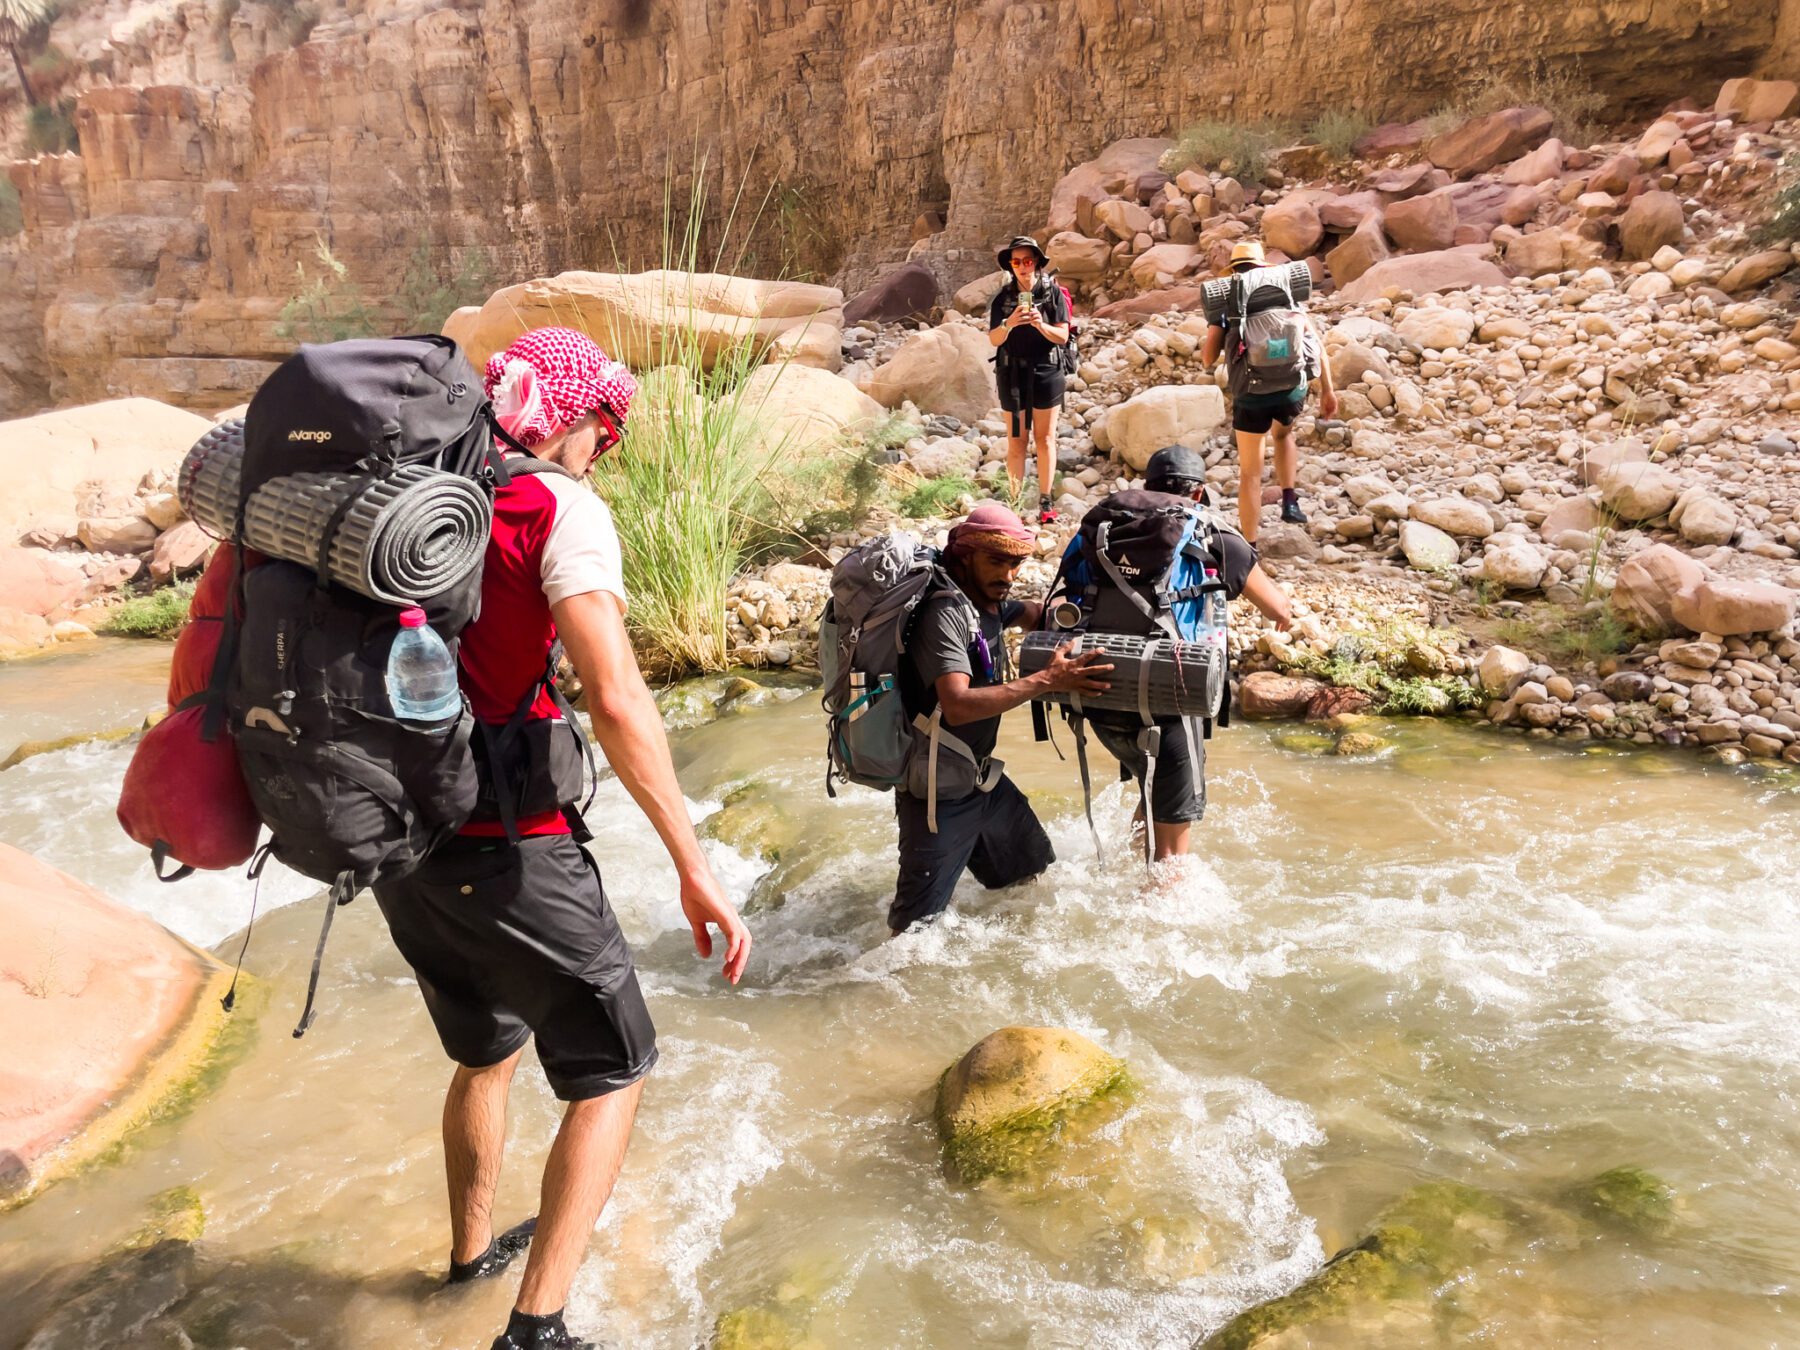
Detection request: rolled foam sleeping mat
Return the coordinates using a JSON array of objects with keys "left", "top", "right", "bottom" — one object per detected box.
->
[
  {"left": 178, "top": 417, "right": 491, "bottom": 605},
  {"left": 1198, "top": 260, "right": 1314, "bottom": 327},
  {"left": 1019, "top": 629, "right": 1225, "bottom": 721}
]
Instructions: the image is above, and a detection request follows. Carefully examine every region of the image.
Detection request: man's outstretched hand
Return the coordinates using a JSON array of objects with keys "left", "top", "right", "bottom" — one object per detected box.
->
[{"left": 680, "top": 868, "right": 751, "bottom": 985}]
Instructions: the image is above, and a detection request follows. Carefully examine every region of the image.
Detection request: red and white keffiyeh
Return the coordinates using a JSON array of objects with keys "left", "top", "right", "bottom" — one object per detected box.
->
[{"left": 482, "top": 326, "right": 637, "bottom": 449}]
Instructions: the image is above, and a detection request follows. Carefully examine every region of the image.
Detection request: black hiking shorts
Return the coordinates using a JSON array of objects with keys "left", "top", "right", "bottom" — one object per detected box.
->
[
  {"left": 890, "top": 774, "right": 1054, "bottom": 933},
  {"left": 373, "top": 834, "right": 658, "bottom": 1100},
  {"left": 1090, "top": 716, "right": 1206, "bottom": 825},
  {"left": 1232, "top": 391, "right": 1306, "bottom": 435},
  {"left": 998, "top": 360, "right": 1067, "bottom": 424}
]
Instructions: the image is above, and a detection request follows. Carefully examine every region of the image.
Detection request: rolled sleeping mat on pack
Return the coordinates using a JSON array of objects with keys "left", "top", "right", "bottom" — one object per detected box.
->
[
  {"left": 1199, "top": 260, "right": 1314, "bottom": 327},
  {"left": 1019, "top": 629, "right": 1225, "bottom": 721},
  {"left": 178, "top": 418, "right": 492, "bottom": 606}
]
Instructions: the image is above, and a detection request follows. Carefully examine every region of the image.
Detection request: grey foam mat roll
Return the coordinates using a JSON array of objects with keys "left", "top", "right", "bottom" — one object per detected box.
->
[
  {"left": 1019, "top": 629, "right": 1225, "bottom": 721},
  {"left": 178, "top": 418, "right": 491, "bottom": 605},
  {"left": 1199, "top": 260, "right": 1314, "bottom": 327}
]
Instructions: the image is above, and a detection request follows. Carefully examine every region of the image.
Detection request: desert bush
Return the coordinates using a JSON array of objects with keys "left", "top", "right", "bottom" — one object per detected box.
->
[{"left": 1160, "top": 119, "right": 1292, "bottom": 183}]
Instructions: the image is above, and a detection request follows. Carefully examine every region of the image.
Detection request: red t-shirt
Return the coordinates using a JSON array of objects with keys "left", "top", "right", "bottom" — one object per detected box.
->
[{"left": 458, "top": 469, "right": 625, "bottom": 836}]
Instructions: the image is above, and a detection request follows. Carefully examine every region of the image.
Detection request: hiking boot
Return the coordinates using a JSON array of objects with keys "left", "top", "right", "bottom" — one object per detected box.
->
[
  {"left": 1279, "top": 497, "right": 1307, "bottom": 525},
  {"left": 489, "top": 1311, "right": 597, "bottom": 1350},
  {"left": 448, "top": 1216, "right": 537, "bottom": 1284}
]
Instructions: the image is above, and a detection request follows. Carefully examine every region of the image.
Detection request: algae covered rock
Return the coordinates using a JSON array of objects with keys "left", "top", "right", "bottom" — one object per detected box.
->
[
  {"left": 713, "top": 1305, "right": 824, "bottom": 1350},
  {"left": 1566, "top": 1165, "right": 1676, "bottom": 1236},
  {"left": 1199, "top": 1181, "right": 1513, "bottom": 1349},
  {"left": 934, "top": 1026, "right": 1129, "bottom": 1184},
  {"left": 700, "top": 781, "right": 798, "bottom": 865}
]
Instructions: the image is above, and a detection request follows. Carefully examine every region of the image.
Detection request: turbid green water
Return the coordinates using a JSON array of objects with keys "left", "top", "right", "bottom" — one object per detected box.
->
[{"left": 1, "top": 644, "right": 1796, "bottom": 1348}]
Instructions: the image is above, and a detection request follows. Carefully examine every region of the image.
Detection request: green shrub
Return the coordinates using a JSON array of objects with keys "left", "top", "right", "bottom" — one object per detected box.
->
[
  {"left": 393, "top": 240, "right": 495, "bottom": 333},
  {"left": 1427, "top": 61, "right": 1609, "bottom": 149},
  {"left": 0, "top": 177, "right": 21, "bottom": 237},
  {"left": 1756, "top": 154, "right": 1800, "bottom": 245},
  {"left": 1286, "top": 618, "right": 1481, "bottom": 715},
  {"left": 276, "top": 235, "right": 377, "bottom": 345},
  {"left": 1495, "top": 604, "right": 1636, "bottom": 667},
  {"left": 899, "top": 475, "right": 975, "bottom": 519},
  {"left": 25, "top": 96, "right": 77, "bottom": 155},
  {"left": 1307, "top": 109, "right": 1373, "bottom": 160},
  {"left": 105, "top": 583, "right": 195, "bottom": 640},
  {"left": 1160, "top": 119, "right": 1291, "bottom": 182}
]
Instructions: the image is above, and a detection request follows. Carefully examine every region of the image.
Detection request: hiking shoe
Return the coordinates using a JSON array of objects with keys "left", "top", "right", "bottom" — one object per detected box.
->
[
  {"left": 448, "top": 1216, "right": 538, "bottom": 1284},
  {"left": 1038, "top": 506, "right": 1059, "bottom": 525},
  {"left": 1279, "top": 497, "right": 1307, "bottom": 525},
  {"left": 489, "top": 1310, "right": 597, "bottom": 1349}
]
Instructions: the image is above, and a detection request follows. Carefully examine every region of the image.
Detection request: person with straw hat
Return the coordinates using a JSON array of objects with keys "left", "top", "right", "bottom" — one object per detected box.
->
[{"left": 1200, "top": 240, "right": 1338, "bottom": 543}]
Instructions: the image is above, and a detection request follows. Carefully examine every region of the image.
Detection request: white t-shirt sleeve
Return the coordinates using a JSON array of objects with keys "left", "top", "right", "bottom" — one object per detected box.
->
[{"left": 538, "top": 475, "right": 628, "bottom": 610}]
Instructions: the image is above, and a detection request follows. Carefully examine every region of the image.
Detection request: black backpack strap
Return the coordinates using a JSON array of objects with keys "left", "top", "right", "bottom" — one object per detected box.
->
[
  {"left": 293, "top": 869, "right": 356, "bottom": 1038},
  {"left": 1069, "top": 710, "right": 1102, "bottom": 859}
]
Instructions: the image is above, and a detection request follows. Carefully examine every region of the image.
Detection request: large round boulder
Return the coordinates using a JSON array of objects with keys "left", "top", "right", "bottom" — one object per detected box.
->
[
  {"left": 1337, "top": 251, "right": 1508, "bottom": 304},
  {"left": 1103, "top": 384, "right": 1228, "bottom": 472},
  {"left": 865, "top": 323, "right": 996, "bottom": 426},
  {"left": 934, "top": 1027, "right": 1127, "bottom": 1183},
  {"left": 843, "top": 261, "right": 940, "bottom": 324},
  {"left": 1609, "top": 543, "right": 1705, "bottom": 636},
  {"left": 740, "top": 364, "right": 884, "bottom": 458}
]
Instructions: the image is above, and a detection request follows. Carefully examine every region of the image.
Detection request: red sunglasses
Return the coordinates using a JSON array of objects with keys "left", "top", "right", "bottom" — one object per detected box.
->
[{"left": 592, "top": 404, "right": 624, "bottom": 456}]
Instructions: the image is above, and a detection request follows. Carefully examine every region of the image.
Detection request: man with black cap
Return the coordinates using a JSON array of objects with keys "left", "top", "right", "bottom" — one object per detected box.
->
[
  {"left": 1085, "top": 446, "right": 1294, "bottom": 860},
  {"left": 988, "top": 236, "right": 1072, "bottom": 524}
]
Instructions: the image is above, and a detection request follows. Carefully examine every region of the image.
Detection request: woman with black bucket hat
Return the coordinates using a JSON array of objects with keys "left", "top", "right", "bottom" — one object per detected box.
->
[{"left": 987, "top": 235, "right": 1071, "bottom": 525}]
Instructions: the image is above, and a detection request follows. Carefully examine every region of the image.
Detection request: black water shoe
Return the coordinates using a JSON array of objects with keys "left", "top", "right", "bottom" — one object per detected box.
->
[
  {"left": 490, "top": 1308, "right": 597, "bottom": 1349},
  {"left": 1279, "top": 495, "right": 1307, "bottom": 525},
  {"left": 449, "top": 1215, "right": 538, "bottom": 1284}
]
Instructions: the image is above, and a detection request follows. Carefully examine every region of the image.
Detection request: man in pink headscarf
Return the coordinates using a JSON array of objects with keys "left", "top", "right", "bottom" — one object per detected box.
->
[
  {"left": 887, "top": 503, "right": 1112, "bottom": 935},
  {"left": 372, "top": 326, "right": 750, "bottom": 1350}
]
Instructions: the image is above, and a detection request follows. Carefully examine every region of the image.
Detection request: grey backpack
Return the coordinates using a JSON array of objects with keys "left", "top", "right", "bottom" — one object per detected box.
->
[
  {"left": 1224, "top": 266, "right": 1318, "bottom": 399},
  {"left": 821, "top": 532, "right": 1002, "bottom": 832}
]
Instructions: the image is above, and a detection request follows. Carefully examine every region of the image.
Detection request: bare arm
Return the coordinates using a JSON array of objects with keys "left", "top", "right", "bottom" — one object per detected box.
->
[
  {"left": 553, "top": 590, "right": 750, "bottom": 983},
  {"left": 1201, "top": 323, "right": 1224, "bottom": 366},
  {"left": 1310, "top": 318, "right": 1338, "bottom": 417},
  {"left": 935, "top": 644, "right": 1112, "bottom": 727},
  {"left": 1239, "top": 562, "right": 1293, "bottom": 632}
]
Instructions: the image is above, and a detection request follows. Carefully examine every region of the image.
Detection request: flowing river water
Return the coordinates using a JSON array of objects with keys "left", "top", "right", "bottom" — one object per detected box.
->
[{"left": 1, "top": 641, "right": 1797, "bottom": 1348}]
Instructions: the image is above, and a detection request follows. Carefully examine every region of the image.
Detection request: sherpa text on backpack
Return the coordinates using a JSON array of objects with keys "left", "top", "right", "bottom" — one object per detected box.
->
[
  {"left": 1035, "top": 490, "right": 1237, "bottom": 858},
  {"left": 1223, "top": 265, "right": 1319, "bottom": 400},
  {"left": 820, "top": 532, "right": 1003, "bottom": 833}
]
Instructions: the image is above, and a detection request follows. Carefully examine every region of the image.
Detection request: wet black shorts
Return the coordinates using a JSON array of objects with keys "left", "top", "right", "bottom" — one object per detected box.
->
[
  {"left": 1232, "top": 392, "right": 1306, "bottom": 434},
  {"left": 890, "top": 774, "right": 1054, "bottom": 932},
  {"left": 998, "top": 362, "right": 1066, "bottom": 420},
  {"left": 1089, "top": 716, "right": 1207, "bottom": 825},
  {"left": 372, "top": 834, "right": 658, "bottom": 1101}
]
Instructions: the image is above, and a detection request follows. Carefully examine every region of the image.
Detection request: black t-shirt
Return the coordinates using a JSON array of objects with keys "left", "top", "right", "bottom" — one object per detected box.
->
[
  {"left": 1206, "top": 525, "right": 1258, "bottom": 599},
  {"left": 988, "top": 278, "right": 1069, "bottom": 369},
  {"left": 901, "top": 592, "right": 1024, "bottom": 765}
]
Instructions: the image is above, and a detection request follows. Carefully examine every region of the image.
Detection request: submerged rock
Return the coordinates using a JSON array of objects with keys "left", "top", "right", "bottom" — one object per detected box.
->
[
  {"left": 1566, "top": 1165, "right": 1677, "bottom": 1236},
  {"left": 23, "top": 1239, "right": 195, "bottom": 1350},
  {"left": 934, "top": 1027, "right": 1129, "bottom": 1184},
  {"left": 1198, "top": 1182, "right": 1513, "bottom": 1349}
]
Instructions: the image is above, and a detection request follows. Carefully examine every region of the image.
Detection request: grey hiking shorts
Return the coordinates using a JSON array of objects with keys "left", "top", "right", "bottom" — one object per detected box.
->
[
  {"left": 1090, "top": 716, "right": 1207, "bottom": 825},
  {"left": 373, "top": 833, "right": 658, "bottom": 1100}
]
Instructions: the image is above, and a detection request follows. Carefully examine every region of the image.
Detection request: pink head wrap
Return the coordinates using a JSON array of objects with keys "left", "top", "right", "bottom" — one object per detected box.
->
[
  {"left": 482, "top": 326, "right": 638, "bottom": 449},
  {"left": 945, "top": 502, "right": 1036, "bottom": 559}
]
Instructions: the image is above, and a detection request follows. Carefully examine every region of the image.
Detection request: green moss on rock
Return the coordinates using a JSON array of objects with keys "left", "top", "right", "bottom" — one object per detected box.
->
[
  {"left": 934, "top": 1027, "right": 1131, "bottom": 1185},
  {"left": 120, "top": 1186, "right": 207, "bottom": 1251},
  {"left": 1199, "top": 1182, "right": 1514, "bottom": 1349},
  {"left": 1566, "top": 1165, "right": 1676, "bottom": 1236}
]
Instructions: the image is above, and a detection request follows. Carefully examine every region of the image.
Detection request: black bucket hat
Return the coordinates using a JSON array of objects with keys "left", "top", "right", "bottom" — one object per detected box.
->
[{"left": 997, "top": 235, "right": 1049, "bottom": 271}]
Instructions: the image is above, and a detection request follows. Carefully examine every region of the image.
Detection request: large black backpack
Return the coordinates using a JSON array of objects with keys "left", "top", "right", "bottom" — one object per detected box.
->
[{"left": 218, "top": 336, "right": 594, "bottom": 1033}]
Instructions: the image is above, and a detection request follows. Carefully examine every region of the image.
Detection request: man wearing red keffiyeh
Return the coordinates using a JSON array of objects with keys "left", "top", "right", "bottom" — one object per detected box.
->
[{"left": 371, "top": 325, "right": 749, "bottom": 1350}]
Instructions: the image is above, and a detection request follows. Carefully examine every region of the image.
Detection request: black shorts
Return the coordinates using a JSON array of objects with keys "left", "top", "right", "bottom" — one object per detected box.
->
[
  {"left": 997, "top": 361, "right": 1066, "bottom": 419},
  {"left": 372, "top": 834, "right": 658, "bottom": 1101},
  {"left": 1089, "top": 716, "right": 1206, "bottom": 825},
  {"left": 1232, "top": 392, "right": 1306, "bottom": 434},
  {"left": 891, "top": 774, "right": 1054, "bottom": 932}
]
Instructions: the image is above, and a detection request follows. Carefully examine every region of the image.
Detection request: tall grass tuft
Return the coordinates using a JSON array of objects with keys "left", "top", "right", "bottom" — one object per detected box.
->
[
  {"left": 579, "top": 163, "right": 842, "bottom": 675},
  {"left": 1427, "top": 61, "right": 1610, "bottom": 149},
  {"left": 1308, "top": 109, "right": 1373, "bottom": 161},
  {"left": 105, "top": 583, "right": 195, "bottom": 639}
]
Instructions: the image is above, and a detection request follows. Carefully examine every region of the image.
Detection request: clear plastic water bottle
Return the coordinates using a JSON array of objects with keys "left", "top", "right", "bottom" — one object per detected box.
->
[
  {"left": 1199, "top": 568, "right": 1229, "bottom": 653},
  {"left": 386, "top": 606, "right": 461, "bottom": 723}
]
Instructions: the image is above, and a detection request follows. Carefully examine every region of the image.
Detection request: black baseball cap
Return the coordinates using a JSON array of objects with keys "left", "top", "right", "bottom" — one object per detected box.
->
[{"left": 1143, "top": 446, "right": 1207, "bottom": 490}]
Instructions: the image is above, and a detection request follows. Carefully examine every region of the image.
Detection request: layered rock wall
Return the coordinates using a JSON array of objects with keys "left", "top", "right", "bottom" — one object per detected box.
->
[{"left": 0, "top": 0, "right": 1788, "bottom": 416}]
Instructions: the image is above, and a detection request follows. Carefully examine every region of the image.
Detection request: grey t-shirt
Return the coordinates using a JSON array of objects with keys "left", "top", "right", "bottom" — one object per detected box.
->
[{"left": 901, "top": 593, "right": 1024, "bottom": 766}]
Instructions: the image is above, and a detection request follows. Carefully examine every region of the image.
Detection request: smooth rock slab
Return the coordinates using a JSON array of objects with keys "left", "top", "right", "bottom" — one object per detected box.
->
[{"left": 0, "top": 843, "right": 234, "bottom": 1208}]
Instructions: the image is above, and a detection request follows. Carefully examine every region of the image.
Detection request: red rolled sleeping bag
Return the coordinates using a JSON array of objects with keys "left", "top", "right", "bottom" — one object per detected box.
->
[{"left": 119, "top": 542, "right": 261, "bottom": 878}]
